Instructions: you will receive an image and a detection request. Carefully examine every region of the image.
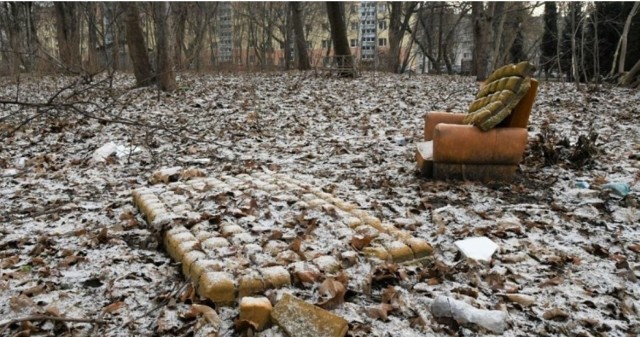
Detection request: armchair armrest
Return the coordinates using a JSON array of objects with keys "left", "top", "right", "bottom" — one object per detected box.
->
[
  {"left": 423, "top": 112, "right": 465, "bottom": 141},
  {"left": 432, "top": 124, "right": 528, "bottom": 165}
]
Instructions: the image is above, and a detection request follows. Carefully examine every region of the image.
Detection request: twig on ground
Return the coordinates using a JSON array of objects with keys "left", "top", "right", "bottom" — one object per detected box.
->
[{"left": 0, "top": 315, "right": 107, "bottom": 334}]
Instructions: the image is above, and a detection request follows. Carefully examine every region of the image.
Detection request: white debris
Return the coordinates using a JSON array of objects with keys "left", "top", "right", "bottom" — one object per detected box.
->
[
  {"left": 431, "top": 295, "right": 507, "bottom": 334},
  {"left": 92, "top": 142, "right": 118, "bottom": 162},
  {"left": 92, "top": 142, "right": 140, "bottom": 163},
  {"left": 454, "top": 236, "right": 499, "bottom": 262},
  {"left": 2, "top": 169, "right": 18, "bottom": 177}
]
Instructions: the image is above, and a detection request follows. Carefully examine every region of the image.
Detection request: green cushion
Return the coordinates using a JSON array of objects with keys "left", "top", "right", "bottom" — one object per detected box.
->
[{"left": 463, "top": 61, "right": 535, "bottom": 131}]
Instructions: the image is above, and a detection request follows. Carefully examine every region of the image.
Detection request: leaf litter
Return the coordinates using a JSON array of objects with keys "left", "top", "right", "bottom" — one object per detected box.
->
[{"left": 0, "top": 72, "right": 639, "bottom": 336}]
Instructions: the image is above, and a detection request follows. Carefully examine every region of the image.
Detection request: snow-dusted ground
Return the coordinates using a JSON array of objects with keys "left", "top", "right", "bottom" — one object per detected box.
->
[{"left": 1, "top": 72, "right": 638, "bottom": 336}]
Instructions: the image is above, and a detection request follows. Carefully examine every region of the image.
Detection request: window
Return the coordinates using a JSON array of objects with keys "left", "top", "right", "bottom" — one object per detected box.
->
[
  {"left": 378, "top": 38, "right": 387, "bottom": 47},
  {"left": 322, "top": 39, "right": 330, "bottom": 49},
  {"left": 378, "top": 20, "right": 387, "bottom": 30},
  {"left": 351, "top": 22, "right": 358, "bottom": 30},
  {"left": 350, "top": 39, "right": 358, "bottom": 47},
  {"left": 379, "top": 3, "right": 385, "bottom": 12}
]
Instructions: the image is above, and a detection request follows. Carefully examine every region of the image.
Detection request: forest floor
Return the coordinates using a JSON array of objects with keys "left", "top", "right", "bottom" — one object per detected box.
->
[{"left": 0, "top": 71, "right": 639, "bottom": 337}]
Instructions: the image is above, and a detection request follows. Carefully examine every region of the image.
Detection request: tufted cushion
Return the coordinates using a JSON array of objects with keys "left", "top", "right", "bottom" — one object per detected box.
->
[{"left": 463, "top": 61, "right": 536, "bottom": 131}]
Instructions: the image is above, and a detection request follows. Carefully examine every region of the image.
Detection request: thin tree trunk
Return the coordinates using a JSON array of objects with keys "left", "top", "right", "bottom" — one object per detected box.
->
[
  {"left": 488, "top": 2, "right": 505, "bottom": 71},
  {"left": 54, "top": 3, "right": 81, "bottom": 73},
  {"left": 173, "top": 3, "right": 186, "bottom": 71},
  {"left": 87, "top": 3, "right": 99, "bottom": 73},
  {"left": 617, "top": 2, "right": 640, "bottom": 74},
  {"left": 155, "top": 2, "right": 177, "bottom": 91},
  {"left": 619, "top": 58, "right": 640, "bottom": 86},
  {"left": 291, "top": 2, "right": 310, "bottom": 70},
  {"left": 122, "top": 2, "right": 155, "bottom": 86},
  {"left": 472, "top": 2, "right": 488, "bottom": 80},
  {"left": 570, "top": 3, "right": 580, "bottom": 90}
]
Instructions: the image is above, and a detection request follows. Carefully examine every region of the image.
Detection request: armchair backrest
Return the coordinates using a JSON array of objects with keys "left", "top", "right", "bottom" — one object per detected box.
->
[{"left": 497, "top": 79, "right": 538, "bottom": 129}]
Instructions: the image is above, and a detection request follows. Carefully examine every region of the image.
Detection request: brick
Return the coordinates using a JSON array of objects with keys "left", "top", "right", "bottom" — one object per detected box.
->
[
  {"left": 190, "top": 259, "right": 223, "bottom": 283},
  {"left": 182, "top": 250, "right": 206, "bottom": 277},
  {"left": 239, "top": 296, "right": 272, "bottom": 331},
  {"left": 385, "top": 241, "right": 414, "bottom": 262},
  {"left": 404, "top": 238, "right": 433, "bottom": 258},
  {"left": 198, "top": 272, "right": 236, "bottom": 305},
  {"left": 260, "top": 266, "right": 291, "bottom": 289},
  {"left": 238, "top": 272, "right": 265, "bottom": 298},
  {"left": 363, "top": 246, "right": 390, "bottom": 261},
  {"left": 271, "top": 293, "right": 348, "bottom": 337}
]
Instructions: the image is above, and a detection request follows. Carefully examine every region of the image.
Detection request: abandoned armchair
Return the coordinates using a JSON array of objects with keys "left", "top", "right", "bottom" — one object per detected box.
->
[{"left": 416, "top": 61, "right": 539, "bottom": 182}]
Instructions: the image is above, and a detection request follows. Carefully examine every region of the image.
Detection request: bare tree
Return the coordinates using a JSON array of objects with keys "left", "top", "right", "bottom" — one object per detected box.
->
[
  {"left": 611, "top": 2, "right": 640, "bottom": 75},
  {"left": 291, "top": 2, "right": 311, "bottom": 70},
  {"left": 414, "top": 2, "right": 470, "bottom": 74},
  {"left": 472, "top": 2, "right": 488, "bottom": 80},
  {"left": 122, "top": 2, "right": 155, "bottom": 87},
  {"left": 388, "top": 2, "right": 418, "bottom": 73},
  {"left": 154, "top": 2, "right": 176, "bottom": 91},
  {"left": 54, "top": 3, "right": 81, "bottom": 73},
  {"left": 326, "top": 2, "right": 353, "bottom": 77}
]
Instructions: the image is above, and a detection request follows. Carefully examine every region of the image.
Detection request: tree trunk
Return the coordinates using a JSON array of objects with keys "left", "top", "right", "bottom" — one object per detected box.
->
[
  {"left": 472, "top": 2, "right": 488, "bottom": 80},
  {"left": 388, "top": 2, "right": 403, "bottom": 73},
  {"left": 122, "top": 2, "right": 155, "bottom": 87},
  {"left": 54, "top": 3, "right": 81, "bottom": 73},
  {"left": 155, "top": 2, "right": 177, "bottom": 91},
  {"left": 173, "top": 3, "right": 186, "bottom": 71},
  {"left": 488, "top": 2, "right": 505, "bottom": 71},
  {"left": 87, "top": 3, "right": 100, "bottom": 74},
  {"left": 283, "top": 7, "right": 293, "bottom": 70},
  {"left": 570, "top": 3, "right": 580, "bottom": 89},
  {"left": 326, "top": 2, "right": 353, "bottom": 76},
  {"left": 617, "top": 2, "right": 640, "bottom": 74},
  {"left": 619, "top": 57, "right": 640, "bottom": 86},
  {"left": 291, "top": 2, "right": 311, "bottom": 70}
]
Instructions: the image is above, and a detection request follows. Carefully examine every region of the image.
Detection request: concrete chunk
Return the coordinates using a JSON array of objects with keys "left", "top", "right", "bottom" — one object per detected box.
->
[{"left": 271, "top": 293, "right": 348, "bottom": 337}]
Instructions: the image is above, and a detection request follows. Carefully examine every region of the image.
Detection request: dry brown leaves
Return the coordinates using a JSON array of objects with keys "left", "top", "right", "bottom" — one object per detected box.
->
[{"left": 317, "top": 278, "right": 347, "bottom": 310}]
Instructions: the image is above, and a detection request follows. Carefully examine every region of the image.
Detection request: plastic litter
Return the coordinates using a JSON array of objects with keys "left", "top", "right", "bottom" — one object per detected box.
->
[
  {"left": 92, "top": 142, "right": 141, "bottom": 162},
  {"left": 454, "top": 236, "right": 499, "bottom": 262},
  {"left": 601, "top": 182, "right": 630, "bottom": 197},
  {"left": 394, "top": 136, "right": 407, "bottom": 146},
  {"left": 575, "top": 180, "right": 590, "bottom": 189},
  {"left": 431, "top": 295, "right": 507, "bottom": 334}
]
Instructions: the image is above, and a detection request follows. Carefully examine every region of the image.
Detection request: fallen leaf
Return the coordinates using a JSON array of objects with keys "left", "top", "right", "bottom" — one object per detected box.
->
[
  {"left": 294, "top": 270, "right": 320, "bottom": 285},
  {"left": 502, "top": 293, "right": 535, "bottom": 307},
  {"left": 45, "top": 306, "right": 61, "bottom": 316},
  {"left": 350, "top": 235, "right": 372, "bottom": 251},
  {"left": 540, "top": 276, "right": 563, "bottom": 287},
  {"left": 1, "top": 256, "right": 19, "bottom": 269},
  {"left": 58, "top": 255, "right": 85, "bottom": 267},
  {"left": 317, "top": 278, "right": 346, "bottom": 310},
  {"left": 629, "top": 244, "right": 640, "bottom": 254},
  {"left": 181, "top": 168, "right": 206, "bottom": 180},
  {"left": 191, "top": 304, "right": 221, "bottom": 328},
  {"left": 102, "top": 301, "right": 125, "bottom": 314},
  {"left": 543, "top": 308, "right": 570, "bottom": 321},
  {"left": 366, "top": 303, "right": 394, "bottom": 321},
  {"left": 119, "top": 210, "right": 135, "bottom": 220}
]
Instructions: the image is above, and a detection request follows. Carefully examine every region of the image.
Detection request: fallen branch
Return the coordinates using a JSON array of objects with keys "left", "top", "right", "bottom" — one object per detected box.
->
[{"left": 0, "top": 315, "right": 107, "bottom": 334}]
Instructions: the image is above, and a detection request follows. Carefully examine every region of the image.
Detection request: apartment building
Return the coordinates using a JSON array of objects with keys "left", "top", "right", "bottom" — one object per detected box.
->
[{"left": 214, "top": 1, "right": 416, "bottom": 70}]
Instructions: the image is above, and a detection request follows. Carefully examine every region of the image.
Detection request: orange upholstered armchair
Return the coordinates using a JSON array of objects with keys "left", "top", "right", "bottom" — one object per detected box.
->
[{"left": 416, "top": 79, "right": 538, "bottom": 182}]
